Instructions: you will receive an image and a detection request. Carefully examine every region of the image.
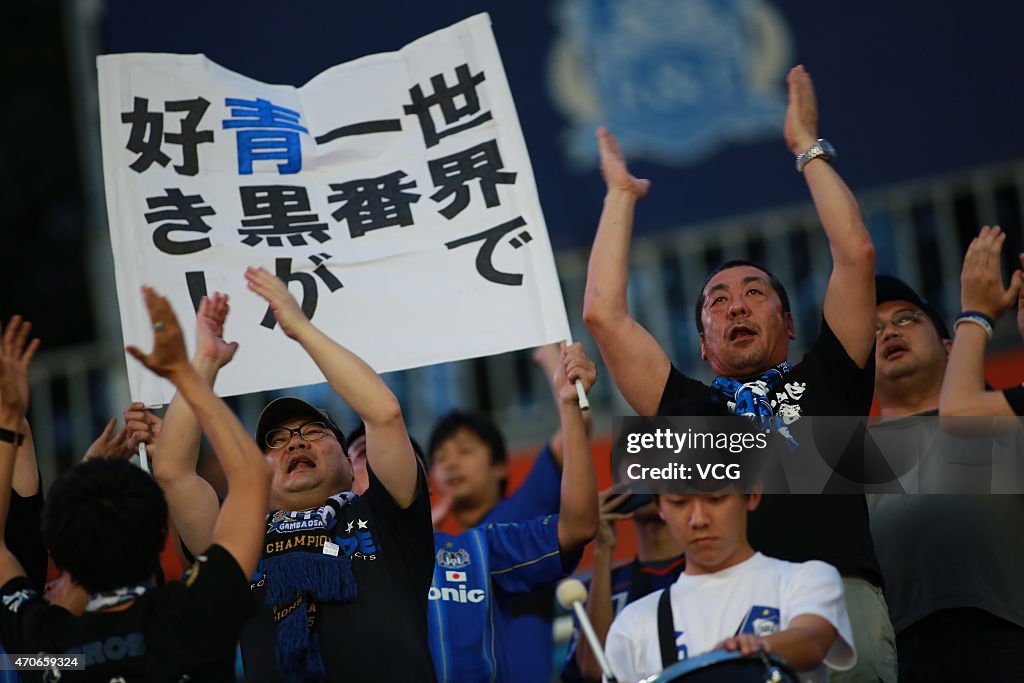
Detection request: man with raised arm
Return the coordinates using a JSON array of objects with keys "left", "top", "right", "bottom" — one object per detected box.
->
[
  {"left": 0, "top": 319, "right": 47, "bottom": 594},
  {"left": 869, "top": 258, "right": 1024, "bottom": 681},
  {"left": 426, "top": 343, "right": 598, "bottom": 683},
  {"left": 430, "top": 344, "right": 578, "bottom": 535},
  {"left": 152, "top": 267, "right": 434, "bottom": 683},
  {"left": 0, "top": 288, "right": 271, "bottom": 681},
  {"left": 582, "top": 66, "right": 893, "bottom": 682},
  {"left": 0, "top": 317, "right": 48, "bottom": 683},
  {"left": 427, "top": 344, "right": 591, "bottom": 683},
  {"left": 940, "top": 224, "right": 1024, "bottom": 419}
]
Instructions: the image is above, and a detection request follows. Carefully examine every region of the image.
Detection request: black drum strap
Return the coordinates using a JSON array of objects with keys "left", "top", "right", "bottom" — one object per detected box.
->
[{"left": 656, "top": 588, "right": 677, "bottom": 669}]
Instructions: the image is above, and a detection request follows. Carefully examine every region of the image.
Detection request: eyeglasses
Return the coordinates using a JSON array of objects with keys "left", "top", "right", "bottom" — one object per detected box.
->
[
  {"left": 875, "top": 309, "right": 925, "bottom": 336},
  {"left": 265, "top": 421, "right": 329, "bottom": 449}
]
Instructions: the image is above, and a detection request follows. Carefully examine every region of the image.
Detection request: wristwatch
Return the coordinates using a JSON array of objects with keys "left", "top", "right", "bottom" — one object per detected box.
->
[{"left": 795, "top": 139, "right": 836, "bottom": 172}]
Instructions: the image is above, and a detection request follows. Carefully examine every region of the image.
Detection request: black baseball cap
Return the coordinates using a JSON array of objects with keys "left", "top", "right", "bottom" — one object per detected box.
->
[
  {"left": 875, "top": 275, "right": 951, "bottom": 339},
  {"left": 256, "top": 397, "right": 347, "bottom": 452}
]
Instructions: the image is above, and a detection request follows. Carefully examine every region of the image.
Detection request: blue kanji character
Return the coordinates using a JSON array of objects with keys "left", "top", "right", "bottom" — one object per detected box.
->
[{"left": 223, "top": 98, "right": 308, "bottom": 174}]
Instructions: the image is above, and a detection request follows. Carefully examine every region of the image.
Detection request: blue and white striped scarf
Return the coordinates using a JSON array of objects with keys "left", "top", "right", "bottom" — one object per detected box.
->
[{"left": 260, "top": 491, "right": 358, "bottom": 683}]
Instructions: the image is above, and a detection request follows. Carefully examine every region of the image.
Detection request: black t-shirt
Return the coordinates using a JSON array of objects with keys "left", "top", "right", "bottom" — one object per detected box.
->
[
  {"left": 1003, "top": 385, "right": 1024, "bottom": 416},
  {"left": 0, "top": 543, "right": 253, "bottom": 682},
  {"left": 241, "top": 462, "right": 436, "bottom": 682},
  {"left": 657, "top": 318, "right": 882, "bottom": 586},
  {"left": 7, "top": 489, "right": 46, "bottom": 591}
]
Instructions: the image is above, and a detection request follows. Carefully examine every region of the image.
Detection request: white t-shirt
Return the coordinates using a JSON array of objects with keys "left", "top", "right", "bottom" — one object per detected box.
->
[{"left": 604, "top": 552, "right": 856, "bottom": 683}]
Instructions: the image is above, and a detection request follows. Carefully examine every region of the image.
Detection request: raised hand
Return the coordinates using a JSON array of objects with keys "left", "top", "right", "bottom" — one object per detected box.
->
[
  {"left": 553, "top": 342, "right": 598, "bottom": 404},
  {"left": 83, "top": 417, "right": 132, "bottom": 461},
  {"left": 960, "top": 225, "right": 1024, "bottom": 319},
  {"left": 596, "top": 486, "right": 634, "bottom": 550},
  {"left": 783, "top": 64, "right": 819, "bottom": 155},
  {"left": 245, "top": 266, "right": 310, "bottom": 339},
  {"left": 597, "top": 127, "right": 651, "bottom": 198},
  {"left": 125, "top": 286, "right": 189, "bottom": 379},
  {"left": 194, "top": 292, "right": 239, "bottom": 368},
  {"left": 0, "top": 316, "right": 40, "bottom": 419},
  {"left": 123, "top": 402, "right": 163, "bottom": 454}
]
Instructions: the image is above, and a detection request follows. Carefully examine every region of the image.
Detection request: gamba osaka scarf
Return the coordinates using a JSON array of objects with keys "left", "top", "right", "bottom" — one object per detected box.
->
[
  {"left": 260, "top": 492, "right": 358, "bottom": 683},
  {"left": 711, "top": 361, "right": 800, "bottom": 451}
]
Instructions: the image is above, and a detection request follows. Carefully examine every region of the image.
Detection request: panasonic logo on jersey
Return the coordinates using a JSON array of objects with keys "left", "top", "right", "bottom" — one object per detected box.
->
[{"left": 428, "top": 585, "right": 485, "bottom": 603}]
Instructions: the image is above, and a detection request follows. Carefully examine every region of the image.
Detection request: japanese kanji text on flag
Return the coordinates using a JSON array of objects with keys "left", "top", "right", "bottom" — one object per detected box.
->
[{"left": 97, "top": 13, "right": 571, "bottom": 406}]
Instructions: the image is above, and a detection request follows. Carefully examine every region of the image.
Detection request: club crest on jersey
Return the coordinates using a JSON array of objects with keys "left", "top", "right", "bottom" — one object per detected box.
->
[
  {"left": 436, "top": 547, "right": 471, "bottom": 570},
  {"left": 739, "top": 605, "right": 781, "bottom": 636}
]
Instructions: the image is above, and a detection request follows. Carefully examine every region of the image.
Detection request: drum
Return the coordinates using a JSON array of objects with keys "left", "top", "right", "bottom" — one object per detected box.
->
[{"left": 643, "top": 649, "right": 799, "bottom": 682}]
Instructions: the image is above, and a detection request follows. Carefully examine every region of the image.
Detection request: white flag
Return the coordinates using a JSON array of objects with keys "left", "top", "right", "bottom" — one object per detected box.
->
[{"left": 97, "top": 13, "right": 570, "bottom": 405}]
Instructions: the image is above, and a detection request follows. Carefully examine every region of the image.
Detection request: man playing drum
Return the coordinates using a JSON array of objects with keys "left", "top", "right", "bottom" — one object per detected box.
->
[{"left": 604, "top": 491, "right": 855, "bottom": 683}]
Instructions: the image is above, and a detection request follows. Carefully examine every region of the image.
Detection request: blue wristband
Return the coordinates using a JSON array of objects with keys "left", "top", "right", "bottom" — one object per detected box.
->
[
  {"left": 954, "top": 312, "right": 994, "bottom": 339},
  {"left": 958, "top": 310, "right": 995, "bottom": 327}
]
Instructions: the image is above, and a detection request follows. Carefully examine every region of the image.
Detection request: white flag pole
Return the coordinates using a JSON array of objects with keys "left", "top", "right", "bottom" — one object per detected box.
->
[{"left": 564, "top": 336, "right": 590, "bottom": 411}]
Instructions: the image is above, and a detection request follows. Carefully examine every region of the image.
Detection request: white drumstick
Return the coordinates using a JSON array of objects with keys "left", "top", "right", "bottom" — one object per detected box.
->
[{"left": 557, "top": 578, "right": 616, "bottom": 682}]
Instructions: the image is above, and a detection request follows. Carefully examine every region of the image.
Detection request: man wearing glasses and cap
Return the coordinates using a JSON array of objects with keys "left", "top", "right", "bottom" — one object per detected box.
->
[
  {"left": 152, "top": 268, "right": 435, "bottom": 683},
  {"left": 869, "top": 273, "right": 1024, "bottom": 682}
]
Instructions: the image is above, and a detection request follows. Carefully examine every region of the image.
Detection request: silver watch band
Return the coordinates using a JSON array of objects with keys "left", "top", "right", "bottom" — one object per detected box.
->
[{"left": 795, "top": 139, "right": 835, "bottom": 173}]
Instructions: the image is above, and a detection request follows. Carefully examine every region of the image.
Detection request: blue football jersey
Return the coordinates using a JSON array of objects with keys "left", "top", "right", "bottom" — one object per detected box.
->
[
  {"left": 483, "top": 445, "right": 562, "bottom": 683},
  {"left": 429, "top": 514, "right": 571, "bottom": 682}
]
